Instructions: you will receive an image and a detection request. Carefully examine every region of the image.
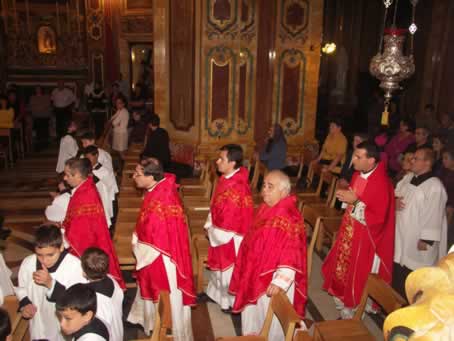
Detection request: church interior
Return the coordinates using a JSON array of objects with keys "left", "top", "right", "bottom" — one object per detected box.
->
[{"left": 0, "top": 0, "right": 454, "bottom": 340}]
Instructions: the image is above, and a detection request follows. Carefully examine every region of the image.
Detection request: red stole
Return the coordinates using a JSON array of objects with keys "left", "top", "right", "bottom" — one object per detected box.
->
[
  {"left": 322, "top": 162, "right": 395, "bottom": 308},
  {"left": 63, "top": 177, "right": 125, "bottom": 289},
  {"left": 135, "top": 174, "right": 196, "bottom": 306},
  {"left": 229, "top": 195, "right": 307, "bottom": 317},
  {"left": 207, "top": 167, "right": 253, "bottom": 271}
]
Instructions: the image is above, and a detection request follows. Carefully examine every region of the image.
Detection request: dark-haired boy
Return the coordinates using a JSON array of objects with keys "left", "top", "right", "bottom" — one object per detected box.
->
[
  {"left": 81, "top": 248, "right": 123, "bottom": 341},
  {"left": 56, "top": 284, "right": 109, "bottom": 341},
  {"left": 15, "top": 225, "right": 86, "bottom": 340},
  {"left": 80, "top": 131, "right": 113, "bottom": 173}
]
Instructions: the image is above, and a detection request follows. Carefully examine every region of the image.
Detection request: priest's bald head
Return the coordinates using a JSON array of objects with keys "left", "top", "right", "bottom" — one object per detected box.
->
[
  {"left": 261, "top": 170, "right": 291, "bottom": 207},
  {"left": 133, "top": 157, "right": 164, "bottom": 189},
  {"left": 64, "top": 158, "right": 92, "bottom": 188}
]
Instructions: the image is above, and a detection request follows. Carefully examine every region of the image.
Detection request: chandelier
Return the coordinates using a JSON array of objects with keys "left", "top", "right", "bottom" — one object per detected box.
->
[{"left": 369, "top": 0, "right": 418, "bottom": 125}]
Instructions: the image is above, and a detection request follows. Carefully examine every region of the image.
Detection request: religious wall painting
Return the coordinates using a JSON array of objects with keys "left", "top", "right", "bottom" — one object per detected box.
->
[
  {"left": 37, "top": 25, "right": 57, "bottom": 54},
  {"left": 205, "top": 46, "right": 236, "bottom": 138},
  {"left": 237, "top": 48, "right": 253, "bottom": 135},
  {"left": 279, "top": 0, "right": 309, "bottom": 43},
  {"left": 206, "top": 0, "right": 238, "bottom": 39},
  {"left": 274, "top": 49, "right": 306, "bottom": 136}
]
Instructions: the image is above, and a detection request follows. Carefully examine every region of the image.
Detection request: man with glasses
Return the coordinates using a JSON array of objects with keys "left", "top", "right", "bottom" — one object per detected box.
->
[{"left": 393, "top": 147, "right": 448, "bottom": 297}]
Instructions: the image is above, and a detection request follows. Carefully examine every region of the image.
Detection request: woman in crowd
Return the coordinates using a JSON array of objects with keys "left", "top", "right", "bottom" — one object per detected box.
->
[
  {"left": 111, "top": 95, "right": 129, "bottom": 159},
  {"left": 432, "top": 134, "right": 447, "bottom": 176},
  {"left": 384, "top": 118, "right": 415, "bottom": 175}
]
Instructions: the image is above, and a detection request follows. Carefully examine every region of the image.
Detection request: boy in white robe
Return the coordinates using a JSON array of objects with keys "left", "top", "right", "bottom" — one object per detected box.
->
[
  {"left": 56, "top": 121, "right": 78, "bottom": 173},
  {"left": 80, "top": 131, "right": 114, "bottom": 173},
  {"left": 45, "top": 180, "right": 71, "bottom": 224},
  {"left": 81, "top": 247, "right": 124, "bottom": 341},
  {"left": 56, "top": 284, "right": 110, "bottom": 341},
  {"left": 15, "top": 225, "right": 86, "bottom": 341},
  {"left": 393, "top": 147, "right": 448, "bottom": 297}
]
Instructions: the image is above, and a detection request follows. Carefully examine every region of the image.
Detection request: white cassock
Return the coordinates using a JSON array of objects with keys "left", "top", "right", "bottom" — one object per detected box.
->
[
  {"left": 242, "top": 268, "right": 298, "bottom": 341},
  {"left": 93, "top": 178, "right": 113, "bottom": 227},
  {"left": 93, "top": 163, "right": 119, "bottom": 219},
  {"left": 56, "top": 134, "right": 78, "bottom": 173},
  {"left": 15, "top": 251, "right": 87, "bottom": 341},
  {"left": 97, "top": 148, "right": 114, "bottom": 173},
  {"left": 127, "top": 233, "right": 193, "bottom": 341},
  {"left": 204, "top": 212, "right": 243, "bottom": 310},
  {"left": 0, "top": 253, "right": 14, "bottom": 305},
  {"left": 72, "top": 317, "right": 110, "bottom": 341},
  {"left": 45, "top": 191, "right": 71, "bottom": 223},
  {"left": 395, "top": 173, "right": 448, "bottom": 270},
  {"left": 87, "top": 275, "right": 124, "bottom": 341}
]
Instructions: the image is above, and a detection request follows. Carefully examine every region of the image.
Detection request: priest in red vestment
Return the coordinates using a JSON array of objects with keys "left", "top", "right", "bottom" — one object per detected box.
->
[
  {"left": 204, "top": 144, "right": 253, "bottom": 310},
  {"left": 62, "top": 158, "right": 125, "bottom": 289},
  {"left": 322, "top": 141, "right": 395, "bottom": 319},
  {"left": 229, "top": 170, "right": 307, "bottom": 340},
  {"left": 126, "top": 158, "right": 195, "bottom": 341}
]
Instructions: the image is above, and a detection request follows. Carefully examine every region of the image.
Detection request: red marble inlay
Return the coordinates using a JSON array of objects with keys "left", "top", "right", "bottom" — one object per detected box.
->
[
  {"left": 281, "top": 63, "right": 300, "bottom": 120},
  {"left": 211, "top": 62, "right": 230, "bottom": 121},
  {"left": 238, "top": 63, "right": 247, "bottom": 120}
]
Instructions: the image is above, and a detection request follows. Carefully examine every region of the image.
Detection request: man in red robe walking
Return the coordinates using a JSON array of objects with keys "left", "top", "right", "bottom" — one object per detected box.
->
[
  {"left": 204, "top": 144, "right": 253, "bottom": 311},
  {"left": 322, "top": 141, "right": 395, "bottom": 319},
  {"left": 62, "top": 157, "right": 125, "bottom": 289},
  {"left": 229, "top": 170, "right": 307, "bottom": 340},
  {"left": 126, "top": 158, "right": 195, "bottom": 341}
]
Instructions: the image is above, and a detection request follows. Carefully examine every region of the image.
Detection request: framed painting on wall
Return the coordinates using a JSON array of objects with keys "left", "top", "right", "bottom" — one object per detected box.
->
[{"left": 37, "top": 26, "right": 57, "bottom": 54}]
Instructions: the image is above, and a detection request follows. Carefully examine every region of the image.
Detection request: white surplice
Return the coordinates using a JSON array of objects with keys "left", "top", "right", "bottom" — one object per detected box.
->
[
  {"left": 45, "top": 192, "right": 71, "bottom": 223},
  {"left": 395, "top": 173, "right": 448, "bottom": 269},
  {"left": 15, "top": 252, "right": 87, "bottom": 340},
  {"left": 56, "top": 134, "right": 78, "bottom": 173},
  {"left": 93, "top": 163, "right": 119, "bottom": 220},
  {"left": 0, "top": 253, "right": 14, "bottom": 304}
]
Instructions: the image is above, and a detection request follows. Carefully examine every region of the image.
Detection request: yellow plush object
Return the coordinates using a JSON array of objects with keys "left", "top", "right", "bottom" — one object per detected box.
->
[
  {"left": 384, "top": 253, "right": 454, "bottom": 340},
  {"left": 0, "top": 108, "right": 14, "bottom": 128}
]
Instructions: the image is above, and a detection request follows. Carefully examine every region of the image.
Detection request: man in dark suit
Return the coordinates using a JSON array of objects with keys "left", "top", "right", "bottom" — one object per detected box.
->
[
  {"left": 338, "top": 132, "right": 369, "bottom": 188},
  {"left": 142, "top": 113, "right": 171, "bottom": 168}
]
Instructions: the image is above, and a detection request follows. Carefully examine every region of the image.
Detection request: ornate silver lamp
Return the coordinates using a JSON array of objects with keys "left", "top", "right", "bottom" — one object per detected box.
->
[{"left": 369, "top": 0, "right": 418, "bottom": 125}]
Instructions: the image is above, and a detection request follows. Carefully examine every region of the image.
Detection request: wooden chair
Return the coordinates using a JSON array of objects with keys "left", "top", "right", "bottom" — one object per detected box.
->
[
  {"left": 193, "top": 233, "right": 210, "bottom": 293},
  {"left": 180, "top": 159, "right": 210, "bottom": 186},
  {"left": 311, "top": 274, "right": 406, "bottom": 341},
  {"left": 297, "top": 171, "right": 338, "bottom": 211},
  {"left": 293, "top": 330, "right": 313, "bottom": 341},
  {"left": 132, "top": 291, "right": 173, "bottom": 341},
  {"left": 1, "top": 295, "right": 30, "bottom": 341},
  {"left": 216, "top": 291, "right": 300, "bottom": 341}
]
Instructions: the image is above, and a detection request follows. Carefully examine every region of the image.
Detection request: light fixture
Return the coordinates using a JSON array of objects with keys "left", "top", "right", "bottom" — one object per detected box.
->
[
  {"left": 321, "top": 42, "right": 336, "bottom": 55},
  {"left": 131, "top": 51, "right": 136, "bottom": 62}
]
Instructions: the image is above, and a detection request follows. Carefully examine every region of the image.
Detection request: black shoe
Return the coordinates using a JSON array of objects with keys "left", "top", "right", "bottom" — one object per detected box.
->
[
  {"left": 221, "top": 307, "right": 233, "bottom": 314},
  {"left": 197, "top": 292, "right": 214, "bottom": 303}
]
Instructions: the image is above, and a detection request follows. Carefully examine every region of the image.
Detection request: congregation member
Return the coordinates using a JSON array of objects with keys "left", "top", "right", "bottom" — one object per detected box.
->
[
  {"left": 259, "top": 123, "right": 287, "bottom": 171},
  {"left": 80, "top": 131, "right": 114, "bottom": 173},
  {"left": 432, "top": 134, "right": 447, "bottom": 175},
  {"left": 415, "top": 104, "right": 439, "bottom": 134},
  {"left": 56, "top": 284, "right": 109, "bottom": 341},
  {"left": 385, "top": 118, "right": 415, "bottom": 175},
  {"left": 81, "top": 248, "right": 124, "bottom": 341},
  {"left": 440, "top": 146, "right": 454, "bottom": 248},
  {"left": 230, "top": 170, "right": 307, "bottom": 340},
  {"left": 29, "top": 85, "right": 52, "bottom": 151},
  {"left": 322, "top": 141, "right": 395, "bottom": 319},
  {"left": 338, "top": 132, "right": 368, "bottom": 187},
  {"left": 406, "top": 126, "right": 431, "bottom": 152},
  {"left": 88, "top": 81, "right": 107, "bottom": 138},
  {"left": 51, "top": 81, "right": 76, "bottom": 139},
  {"left": 204, "top": 144, "right": 253, "bottom": 311},
  {"left": 311, "top": 118, "right": 348, "bottom": 174},
  {"left": 15, "top": 225, "right": 86, "bottom": 341},
  {"left": 393, "top": 147, "right": 448, "bottom": 297},
  {"left": 56, "top": 120, "right": 78, "bottom": 174},
  {"left": 142, "top": 113, "right": 171, "bottom": 169},
  {"left": 439, "top": 112, "right": 454, "bottom": 145},
  {"left": 127, "top": 158, "right": 195, "bottom": 341},
  {"left": 111, "top": 95, "right": 129, "bottom": 158},
  {"left": 62, "top": 158, "right": 125, "bottom": 289}
]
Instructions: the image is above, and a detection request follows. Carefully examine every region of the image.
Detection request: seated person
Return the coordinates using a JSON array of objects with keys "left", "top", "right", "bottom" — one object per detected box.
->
[
  {"left": 311, "top": 117, "right": 348, "bottom": 174},
  {"left": 0, "top": 308, "right": 11, "bottom": 341},
  {"left": 15, "top": 225, "right": 86, "bottom": 341},
  {"left": 56, "top": 121, "right": 78, "bottom": 174},
  {"left": 81, "top": 248, "right": 124, "bottom": 341},
  {"left": 56, "top": 284, "right": 109, "bottom": 341},
  {"left": 259, "top": 123, "right": 287, "bottom": 171}
]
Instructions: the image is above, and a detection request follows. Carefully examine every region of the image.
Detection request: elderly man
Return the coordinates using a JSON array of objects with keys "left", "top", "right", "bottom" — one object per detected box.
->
[
  {"left": 229, "top": 170, "right": 307, "bottom": 340},
  {"left": 127, "top": 158, "right": 195, "bottom": 341},
  {"left": 62, "top": 158, "right": 124, "bottom": 289},
  {"left": 393, "top": 147, "right": 448, "bottom": 297},
  {"left": 204, "top": 144, "right": 253, "bottom": 311},
  {"left": 322, "top": 141, "right": 395, "bottom": 319}
]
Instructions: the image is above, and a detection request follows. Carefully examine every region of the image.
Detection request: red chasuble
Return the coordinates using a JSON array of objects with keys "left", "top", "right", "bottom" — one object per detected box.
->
[
  {"left": 207, "top": 166, "right": 253, "bottom": 271},
  {"left": 63, "top": 176, "right": 125, "bottom": 289},
  {"left": 134, "top": 174, "right": 196, "bottom": 306},
  {"left": 322, "top": 162, "right": 395, "bottom": 308},
  {"left": 229, "top": 195, "right": 307, "bottom": 317}
]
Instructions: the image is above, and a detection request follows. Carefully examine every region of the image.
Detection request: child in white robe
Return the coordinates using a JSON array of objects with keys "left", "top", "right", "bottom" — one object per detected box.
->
[
  {"left": 15, "top": 225, "right": 86, "bottom": 341},
  {"left": 81, "top": 247, "right": 124, "bottom": 341},
  {"left": 56, "top": 121, "right": 78, "bottom": 173},
  {"left": 56, "top": 284, "right": 110, "bottom": 341}
]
